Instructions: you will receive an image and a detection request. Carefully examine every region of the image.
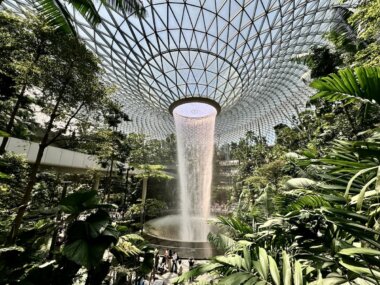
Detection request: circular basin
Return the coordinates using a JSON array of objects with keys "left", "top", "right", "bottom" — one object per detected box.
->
[{"left": 144, "top": 215, "right": 220, "bottom": 259}]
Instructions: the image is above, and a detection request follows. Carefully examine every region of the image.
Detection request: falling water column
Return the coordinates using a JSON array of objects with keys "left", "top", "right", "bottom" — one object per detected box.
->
[{"left": 173, "top": 102, "right": 217, "bottom": 242}]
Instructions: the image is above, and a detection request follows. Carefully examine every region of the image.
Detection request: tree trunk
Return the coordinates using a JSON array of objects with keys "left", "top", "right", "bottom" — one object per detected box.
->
[
  {"left": 0, "top": 90, "right": 25, "bottom": 154},
  {"left": 105, "top": 156, "right": 115, "bottom": 202},
  {"left": 5, "top": 143, "right": 46, "bottom": 245},
  {"left": 5, "top": 56, "right": 72, "bottom": 242},
  {"left": 5, "top": 80, "right": 67, "bottom": 245}
]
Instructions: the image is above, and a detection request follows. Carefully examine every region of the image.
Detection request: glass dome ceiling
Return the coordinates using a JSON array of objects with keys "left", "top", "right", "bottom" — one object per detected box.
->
[{"left": 3, "top": 0, "right": 350, "bottom": 143}]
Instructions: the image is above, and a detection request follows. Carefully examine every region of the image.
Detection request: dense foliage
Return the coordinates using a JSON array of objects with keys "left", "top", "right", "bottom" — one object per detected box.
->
[{"left": 0, "top": 11, "right": 155, "bottom": 285}]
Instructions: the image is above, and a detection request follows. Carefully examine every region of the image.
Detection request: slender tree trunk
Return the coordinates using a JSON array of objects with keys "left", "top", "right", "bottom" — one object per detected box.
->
[
  {"left": 105, "top": 156, "right": 115, "bottom": 202},
  {"left": 5, "top": 78, "right": 68, "bottom": 245},
  {"left": 5, "top": 143, "right": 46, "bottom": 245},
  {"left": 0, "top": 88, "right": 26, "bottom": 154}
]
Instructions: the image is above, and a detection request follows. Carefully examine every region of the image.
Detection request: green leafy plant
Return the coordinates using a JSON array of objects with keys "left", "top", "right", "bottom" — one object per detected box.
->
[{"left": 310, "top": 67, "right": 380, "bottom": 105}]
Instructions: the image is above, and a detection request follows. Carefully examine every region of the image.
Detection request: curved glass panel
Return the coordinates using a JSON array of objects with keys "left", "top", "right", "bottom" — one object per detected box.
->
[{"left": 2, "top": 0, "right": 353, "bottom": 143}]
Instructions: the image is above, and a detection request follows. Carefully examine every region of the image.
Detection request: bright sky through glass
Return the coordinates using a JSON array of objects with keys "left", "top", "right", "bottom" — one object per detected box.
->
[{"left": 173, "top": 102, "right": 218, "bottom": 119}]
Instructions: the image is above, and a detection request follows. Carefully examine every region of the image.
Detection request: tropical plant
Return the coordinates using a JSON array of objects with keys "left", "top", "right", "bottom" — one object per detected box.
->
[
  {"left": 0, "top": 0, "right": 145, "bottom": 35},
  {"left": 0, "top": 12, "right": 52, "bottom": 154},
  {"left": 174, "top": 247, "right": 315, "bottom": 285},
  {"left": 310, "top": 66, "right": 380, "bottom": 105},
  {"left": 111, "top": 233, "right": 154, "bottom": 285},
  {"left": 5, "top": 25, "right": 113, "bottom": 245}
]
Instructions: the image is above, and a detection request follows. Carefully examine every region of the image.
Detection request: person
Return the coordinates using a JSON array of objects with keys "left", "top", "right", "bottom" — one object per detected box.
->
[
  {"left": 189, "top": 257, "right": 195, "bottom": 270},
  {"left": 168, "top": 249, "right": 173, "bottom": 259},
  {"left": 167, "top": 254, "right": 172, "bottom": 273},
  {"left": 188, "top": 257, "right": 195, "bottom": 282},
  {"left": 177, "top": 260, "right": 183, "bottom": 276},
  {"left": 154, "top": 248, "right": 160, "bottom": 270},
  {"left": 164, "top": 249, "right": 169, "bottom": 266},
  {"left": 172, "top": 251, "right": 178, "bottom": 273},
  {"left": 158, "top": 256, "right": 166, "bottom": 274}
]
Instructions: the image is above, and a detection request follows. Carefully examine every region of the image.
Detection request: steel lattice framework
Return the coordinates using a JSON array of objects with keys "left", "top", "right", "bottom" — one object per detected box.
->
[{"left": 4, "top": 0, "right": 349, "bottom": 143}]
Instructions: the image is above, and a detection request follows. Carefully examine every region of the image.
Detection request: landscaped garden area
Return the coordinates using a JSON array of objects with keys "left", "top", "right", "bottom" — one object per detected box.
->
[{"left": 1, "top": 0, "right": 380, "bottom": 284}]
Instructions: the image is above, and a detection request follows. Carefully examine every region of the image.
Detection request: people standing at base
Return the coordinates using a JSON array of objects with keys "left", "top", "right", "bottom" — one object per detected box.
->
[
  {"left": 172, "top": 251, "right": 178, "bottom": 273},
  {"left": 158, "top": 256, "right": 166, "bottom": 274},
  {"left": 167, "top": 254, "right": 172, "bottom": 272},
  {"left": 177, "top": 260, "right": 183, "bottom": 276},
  {"left": 164, "top": 249, "right": 169, "bottom": 266},
  {"left": 188, "top": 257, "right": 195, "bottom": 282},
  {"left": 154, "top": 248, "right": 160, "bottom": 270}
]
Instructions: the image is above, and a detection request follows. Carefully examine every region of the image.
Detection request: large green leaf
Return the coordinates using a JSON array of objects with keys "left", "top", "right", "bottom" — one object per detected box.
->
[
  {"left": 99, "top": 0, "right": 146, "bottom": 17},
  {"left": 258, "top": 247, "right": 268, "bottom": 280},
  {"left": 268, "top": 256, "right": 280, "bottom": 285},
  {"left": 219, "top": 272, "right": 256, "bottom": 285},
  {"left": 35, "top": 0, "right": 76, "bottom": 34},
  {"left": 62, "top": 238, "right": 111, "bottom": 269},
  {"left": 215, "top": 254, "right": 244, "bottom": 269},
  {"left": 339, "top": 259, "right": 380, "bottom": 278},
  {"left": 85, "top": 210, "right": 111, "bottom": 238},
  {"left": 344, "top": 166, "right": 378, "bottom": 199},
  {"left": 0, "top": 130, "right": 10, "bottom": 138},
  {"left": 339, "top": 247, "right": 380, "bottom": 256},
  {"left": 293, "top": 261, "right": 303, "bottom": 285},
  {"left": 35, "top": 0, "right": 145, "bottom": 36},
  {"left": 310, "top": 67, "right": 380, "bottom": 105},
  {"left": 208, "top": 232, "right": 237, "bottom": 252},
  {"left": 243, "top": 246, "right": 252, "bottom": 272},
  {"left": 60, "top": 190, "right": 99, "bottom": 214},
  {"left": 282, "top": 251, "right": 291, "bottom": 285},
  {"left": 63, "top": 210, "right": 118, "bottom": 269},
  {"left": 215, "top": 216, "right": 253, "bottom": 235}
]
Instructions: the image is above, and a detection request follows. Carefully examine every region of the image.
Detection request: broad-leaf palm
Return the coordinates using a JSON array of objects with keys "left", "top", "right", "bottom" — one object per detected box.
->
[
  {"left": 310, "top": 66, "right": 380, "bottom": 105},
  {"left": 31, "top": 0, "right": 145, "bottom": 35},
  {"left": 174, "top": 247, "right": 310, "bottom": 285}
]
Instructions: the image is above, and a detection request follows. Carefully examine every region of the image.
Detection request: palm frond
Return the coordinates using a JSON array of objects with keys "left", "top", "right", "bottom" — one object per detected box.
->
[
  {"left": 208, "top": 232, "right": 237, "bottom": 253},
  {"left": 100, "top": 0, "right": 146, "bottom": 17},
  {"left": 67, "top": 0, "right": 101, "bottom": 25},
  {"left": 214, "top": 216, "right": 253, "bottom": 236},
  {"left": 35, "top": 0, "right": 76, "bottom": 34},
  {"left": 288, "top": 194, "right": 330, "bottom": 211},
  {"left": 310, "top": 67, "right": 380, "bottom": 105}
]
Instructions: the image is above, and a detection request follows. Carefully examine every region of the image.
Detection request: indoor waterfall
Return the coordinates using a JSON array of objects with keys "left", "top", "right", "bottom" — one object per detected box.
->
[{"left": 173, "top": 102, "right": 217, "bottom": 242}]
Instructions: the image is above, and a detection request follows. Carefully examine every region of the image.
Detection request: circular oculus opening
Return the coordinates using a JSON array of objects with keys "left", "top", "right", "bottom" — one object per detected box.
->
[
  {"left": 169, "top": 97, "right": 221, "bottom": 118},
  {"left": 173, "top": 102, "right": 217, "bottom": 118}
]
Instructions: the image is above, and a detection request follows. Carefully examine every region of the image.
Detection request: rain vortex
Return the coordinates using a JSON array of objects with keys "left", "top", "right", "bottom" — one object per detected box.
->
[{"left": 173, "top": 102, "right": 217, "bottom": 242}]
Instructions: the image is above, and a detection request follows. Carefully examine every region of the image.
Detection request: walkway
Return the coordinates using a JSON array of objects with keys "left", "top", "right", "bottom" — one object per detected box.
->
[{"left": 0, "top": 137, "right": 108, "bottom": 173}]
